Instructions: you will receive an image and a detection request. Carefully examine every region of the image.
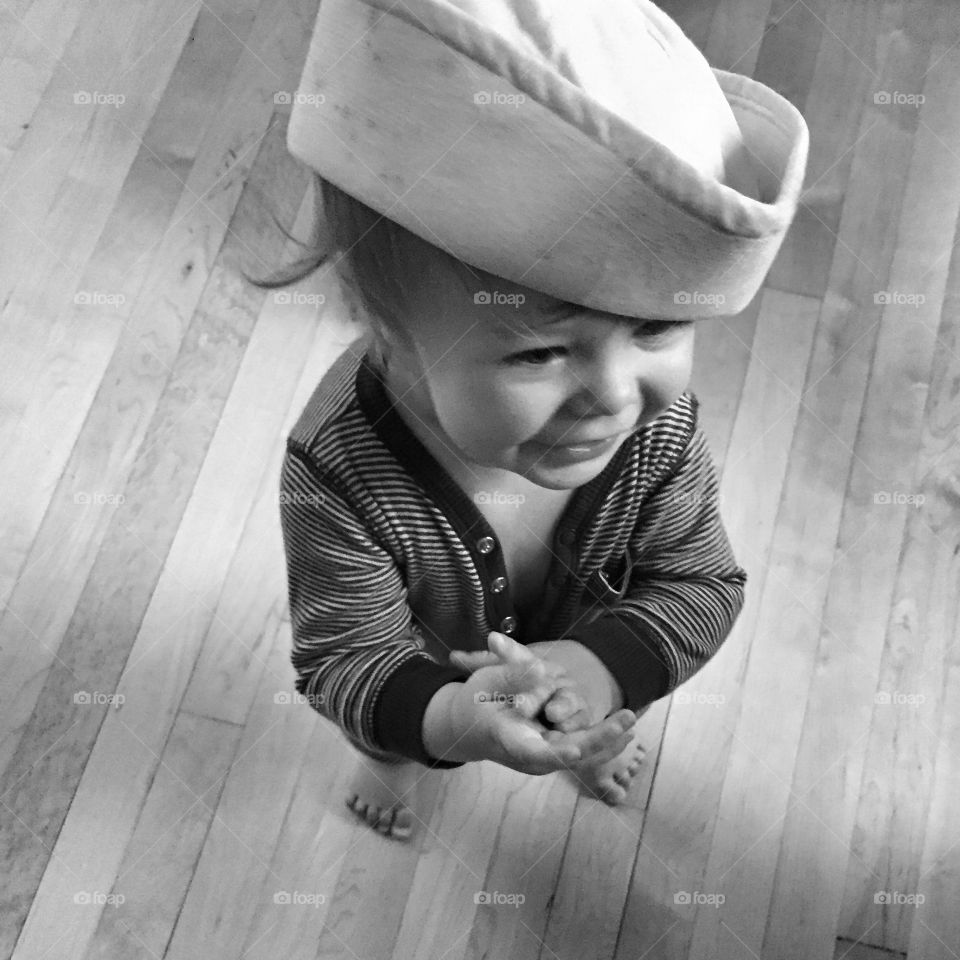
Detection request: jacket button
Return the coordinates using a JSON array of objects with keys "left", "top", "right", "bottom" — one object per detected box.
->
[
  {"left": 490, "top": 576, "right": 507, "bottom": 593},
  {"left": 499, "top": 616, "right": 517, "bottom": 634},
  {"left": 477, "top": 535, "right": 496, "bottom": 554},
  {"left": 558, "top": 529, "right": 575, "bottom": 546}
]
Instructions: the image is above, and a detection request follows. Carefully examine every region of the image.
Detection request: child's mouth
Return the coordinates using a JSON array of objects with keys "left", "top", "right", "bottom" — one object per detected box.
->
[{"left": 531, "top": 433, "right": 622, "bottom": 464}]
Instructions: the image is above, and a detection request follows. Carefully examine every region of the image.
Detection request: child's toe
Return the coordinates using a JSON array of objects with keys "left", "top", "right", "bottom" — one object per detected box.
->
[
  {"left": 598, "top": 778, "right": 627, "bottom": 805},
  {"left": 391, "top": 808, "right": 414, "bottom": 839}
]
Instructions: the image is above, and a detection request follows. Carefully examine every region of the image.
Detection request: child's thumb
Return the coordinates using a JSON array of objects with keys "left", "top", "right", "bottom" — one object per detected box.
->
[{"left": 487, "top": 630, "right": 533, "bottom": 664}]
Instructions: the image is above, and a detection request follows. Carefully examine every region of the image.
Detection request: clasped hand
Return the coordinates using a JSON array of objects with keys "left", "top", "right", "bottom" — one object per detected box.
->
[{"left": 444, "top": 631, "right": 635, "bottom": 776}]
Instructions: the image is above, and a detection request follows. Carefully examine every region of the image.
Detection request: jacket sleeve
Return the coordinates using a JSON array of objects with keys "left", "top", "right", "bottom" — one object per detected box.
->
[
  {"left": 562, "top": 419, "right": 747, "bottom": 713},
  {"left": 279, "top": 441, "right": 467, "bottom": 768}
]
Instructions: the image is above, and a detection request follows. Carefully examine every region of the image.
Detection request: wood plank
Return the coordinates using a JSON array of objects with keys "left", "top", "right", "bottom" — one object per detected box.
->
[
  {"left": 0, "top": 0, "right": 96, "bottom": 177},
  {"left": 838, "top": 353, "right": 956, "bottom": 953},
  {"left": 907, "top": 610, "right": 960, "bottom": 959},
  {"left": 904, "top": 197, "right": 960, "bottom": 960},
  {"left": 691, "top": 21, "right": 957, "bottom": 960},
  {"left": 749, "top": 0, "right": 828, "bottom": 138},
  {"left": 703, "top": 0, "right": 775, "bottom": 78},
  {"left": 305, "top": 762, "right": 525, "bottom": 960},
  {"left": 237, "top": 696, "right": 373, "bottom": 960},
  {"left": 161, "top": 615, "right": 317, "bottom": 960},
  {"left": 0, "top": 0, "right": 47, "bottom": 61},
  {"left": 0, "top": 0, "right": 274, "bottom": 784},
  {"left": 0, "top": 0, "right": 187, "bottom": 391},
  {"left": 244, "top": 711, "right": 437, "bottom": 960},
  {"left": 81, "top": 238, "right": 356, "bottom": 959},
  {"left": 615, "top": 287, "right": 819, "bottom": 960},
  {"left": 655, "top": 0, "right": 722, "bottom": 54},
  {"left": 0, "top": 0, "right": 100, "bottom": 172},
  {"left": 760, "top": 20, "right": 952, "bottom": 959},
  {"left": 690, "top": 297, "right": 759, "bottom": 476},
  {"left": 538, "top": 697, "right": 670, "bottom": 960},
  {"left": 179, "top": 276, "right": 362, "bottom": 727},
  {"left": 81, "top": 710, "right": 242, "bottom": 960},
  {"left": 388, "top": 760, "right": 554, "bottom": 960},
  {"left": 834, "top": 940, "right": 905, "bottom": 960},
  {"left": 0, "top": 111, "right": 312, "bottom": 959},
  {"left": 768, "top": 0, "right": 892, "bottom": 302},
  {"left": 0, "top": 0, "right": 263, "bottom": 612}
]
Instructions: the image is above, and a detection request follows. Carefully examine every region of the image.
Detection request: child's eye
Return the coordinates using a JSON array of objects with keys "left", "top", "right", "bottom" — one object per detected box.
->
[
  {"left": 636, "top": 320, "right": 686, "bottom": 338},
  {"left": 507, "top": 346, "right": 566, "bottom": 366}
]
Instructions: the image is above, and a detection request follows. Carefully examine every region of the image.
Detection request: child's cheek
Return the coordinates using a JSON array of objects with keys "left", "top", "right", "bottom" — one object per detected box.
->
[{"left": 445, "top": 378, "right": 546, "bottom": 451}]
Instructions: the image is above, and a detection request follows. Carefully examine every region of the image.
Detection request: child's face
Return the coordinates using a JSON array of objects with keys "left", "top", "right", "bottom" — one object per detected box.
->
[{"left": 387, "top": 257, "right": 696, "bottom": 491}]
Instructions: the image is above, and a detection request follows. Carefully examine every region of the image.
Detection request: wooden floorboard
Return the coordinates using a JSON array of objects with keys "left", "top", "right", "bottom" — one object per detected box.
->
[{"left": 2, "top": 1, "right": 958, "bottom": 958}]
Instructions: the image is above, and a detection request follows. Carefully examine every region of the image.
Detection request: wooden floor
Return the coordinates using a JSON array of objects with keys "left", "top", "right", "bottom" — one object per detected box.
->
[{"left": 2, "top": 0, "right": 959, "bottom": 957}]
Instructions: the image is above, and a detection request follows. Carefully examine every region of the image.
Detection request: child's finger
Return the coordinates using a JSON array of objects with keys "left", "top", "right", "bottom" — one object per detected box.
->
[
  {"left": 539, "top": 723, "right": 630, "bottom": 768},
  {"left": 562, "top": 710, "right": 636, "bottom": 764},
  {"left": 448, "top": 649, "right": 500, "bottom": 672},
  {"left": 551, "top": 708, "right": 594, "bottom": 734},
  {"left": 495, "top": 716, "right": 581, "bottom": 772},
  {"left": 542, "top": 688, "right": 581, "bottom": 724},
  {"left": 491, "top": 635, "right": 559, "bottom": 696},
  {"left": 487, "top": 630, "right": 538, "bottom": 667}
]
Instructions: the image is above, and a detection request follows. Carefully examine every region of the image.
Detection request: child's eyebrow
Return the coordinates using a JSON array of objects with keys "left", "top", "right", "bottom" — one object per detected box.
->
[
  {"left": 492, "top": 305, "right": 682, "bottom": 341},
  {"left": 540, "top": 308, "right": 677, "bottom": 327}
]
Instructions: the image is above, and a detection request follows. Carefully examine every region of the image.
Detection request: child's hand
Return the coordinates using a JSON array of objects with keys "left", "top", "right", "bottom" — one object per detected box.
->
[
  {"left": 447, "top": 632, "right": 635, "bottom": 772},
  {"left": 451, "top": 644, "right": 593, "bottom": 733}
]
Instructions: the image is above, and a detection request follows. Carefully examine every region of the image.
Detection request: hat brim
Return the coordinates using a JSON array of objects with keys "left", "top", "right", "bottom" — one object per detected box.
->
[{"left": 286, "top": 0, "right": 809, "bottom": 319}]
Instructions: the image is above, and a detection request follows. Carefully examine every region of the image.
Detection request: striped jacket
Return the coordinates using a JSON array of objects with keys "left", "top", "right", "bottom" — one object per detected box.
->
[{"left": 279, "top": 338, "right": 747, "bottom": 769}]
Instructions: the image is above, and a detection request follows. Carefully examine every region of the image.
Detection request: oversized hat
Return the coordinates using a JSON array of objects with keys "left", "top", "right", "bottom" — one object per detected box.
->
[{"left": 286, "top": 0, "right": 809, "bottom": 320}]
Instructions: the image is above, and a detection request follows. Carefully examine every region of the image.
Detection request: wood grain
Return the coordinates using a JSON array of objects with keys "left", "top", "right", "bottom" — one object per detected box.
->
[{"left": 3, "top": 1, "right": 959, "bottom": 959}]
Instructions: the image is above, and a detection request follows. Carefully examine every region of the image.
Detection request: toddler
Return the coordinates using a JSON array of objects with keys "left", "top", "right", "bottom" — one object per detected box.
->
[{"left": 257, "top": 0, "right": 808, "bottom": 840}]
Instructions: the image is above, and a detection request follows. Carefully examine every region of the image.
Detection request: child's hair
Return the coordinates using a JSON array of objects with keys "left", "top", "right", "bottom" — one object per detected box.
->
[{"left": 243, "top": 172, "right": 466, "bottom": 372}]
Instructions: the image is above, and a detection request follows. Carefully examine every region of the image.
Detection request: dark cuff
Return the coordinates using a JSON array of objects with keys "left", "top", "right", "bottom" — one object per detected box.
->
[
  {"left": 374, "top": 655, "right": 469, "bottom": 769},
  {"left": 563, "top": 613, "right": 672, "bottom": 713}
]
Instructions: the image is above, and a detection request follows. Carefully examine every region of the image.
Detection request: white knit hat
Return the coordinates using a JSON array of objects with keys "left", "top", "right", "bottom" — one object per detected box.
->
[{"left": 286, "top": 0, "right": 809, "bottom": 320}]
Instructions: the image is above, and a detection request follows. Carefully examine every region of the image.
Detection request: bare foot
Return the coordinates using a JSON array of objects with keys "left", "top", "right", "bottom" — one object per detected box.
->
[
  {"left": 344, "top": 754, "right": 420, "bottom": 840},
  {"left": 568, "top": 720, "right": 647, "bottom": 806}
]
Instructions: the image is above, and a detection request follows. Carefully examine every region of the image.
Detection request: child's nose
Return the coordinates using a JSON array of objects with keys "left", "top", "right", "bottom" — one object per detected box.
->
[{"left": 574, "top": 351, "right": 643, "bottom": 418}]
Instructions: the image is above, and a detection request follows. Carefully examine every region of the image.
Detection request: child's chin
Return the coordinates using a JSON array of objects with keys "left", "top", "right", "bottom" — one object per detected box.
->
[{"left": 520, "top": 456, "right": 610, "bottom": 490}]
